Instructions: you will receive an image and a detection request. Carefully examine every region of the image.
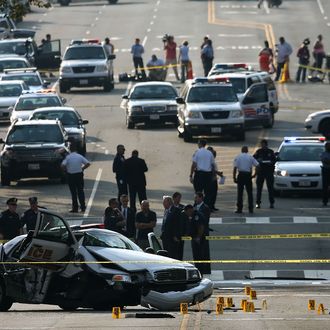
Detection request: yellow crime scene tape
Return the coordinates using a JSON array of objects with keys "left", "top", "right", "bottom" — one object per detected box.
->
[
  {"left": 2, "top": 259, "right": 330, "bottom": 265},
  {"left": 298, "top": 63, "right": 330, "bottom": 73}
]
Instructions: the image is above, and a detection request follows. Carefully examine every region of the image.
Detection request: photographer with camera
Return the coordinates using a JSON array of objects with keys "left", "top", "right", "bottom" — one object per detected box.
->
[
  {"left": 104, "top": 198, "right": 126, "bottom": 235},
  {"left": 163, "top": 34, "right": 180, "bottom": 81}
]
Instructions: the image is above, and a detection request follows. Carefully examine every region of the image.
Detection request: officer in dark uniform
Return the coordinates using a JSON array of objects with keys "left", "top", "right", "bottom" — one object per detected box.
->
[
  {"left": 184, "top": 204, "right": 207, "bottom": 275},
  {"left": 112, "top": 145, "right": 128, "bottom": 201},
  {"left": 0, "top": 198, "right": 22, "bottom": 241},
  {"left": 321, "top": 141, "right": 330, "bottom": 206},
  {"left": 21, "top": 197, "right": 40, "bottom": 233},
  {"left": 253, "top": 139, "right": 276, "bottom": 209}
]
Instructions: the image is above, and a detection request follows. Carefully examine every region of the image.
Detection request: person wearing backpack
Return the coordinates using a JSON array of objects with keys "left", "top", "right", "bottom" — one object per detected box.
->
[{"left": 296, "top": 38, "right": 310, "bottom": 83}]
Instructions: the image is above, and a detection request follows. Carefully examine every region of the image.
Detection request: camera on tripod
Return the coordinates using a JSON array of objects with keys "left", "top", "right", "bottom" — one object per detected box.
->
[{"left": 162, "top": 34, "right": 171, "bottom": 43}]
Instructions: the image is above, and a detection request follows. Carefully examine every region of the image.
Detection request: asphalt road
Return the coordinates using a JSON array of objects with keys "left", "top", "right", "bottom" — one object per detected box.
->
[{"left": 1, "top": 0, "right": 330, "bottom": 280}]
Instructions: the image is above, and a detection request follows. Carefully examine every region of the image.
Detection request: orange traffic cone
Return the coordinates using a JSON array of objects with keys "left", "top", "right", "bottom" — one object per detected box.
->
[
  {"left": 279, "top": 61, "right": 291, "bottom": 83},
  {"left": 187, "top": 61, "right": 194, "bottom": 79}
]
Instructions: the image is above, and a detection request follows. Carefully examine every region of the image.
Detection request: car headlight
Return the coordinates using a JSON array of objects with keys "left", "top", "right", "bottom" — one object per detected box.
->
[
  {"left": 187, "top": 111, "right": 200, "bottom": 118},
  {"left": 231, "top": 110, "right": 243, "bottom": 118},
  {"left": 131, "top": 106, "right": 143, "bottom": 112},
  {"left": 167, "top": 105, "right": 177, "bottom": 111},
  {"left": 96, "top": 64, "right": 107, "bottom": 72},
  {"left": 275, "top": 170, "right": 289, "bottom": 177},
  {"left": 60, "top": 66, "right": 72, "bottom": 74},
  {"left": 187, "top": 268, "right": 201, "bottom": 280},
  {"left": 1, "top": 149, "right": 15, "bottom": 161}
]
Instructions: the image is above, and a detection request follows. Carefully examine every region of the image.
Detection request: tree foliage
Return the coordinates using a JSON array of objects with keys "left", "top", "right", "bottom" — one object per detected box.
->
[{"left": 0, "top": 0, "right": 51, "bottom": 21}]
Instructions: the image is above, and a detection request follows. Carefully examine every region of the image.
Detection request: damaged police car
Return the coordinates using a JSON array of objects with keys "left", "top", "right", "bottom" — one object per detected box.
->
[{"left": 0, "top": 209, "right": 213, "bottom": 311}]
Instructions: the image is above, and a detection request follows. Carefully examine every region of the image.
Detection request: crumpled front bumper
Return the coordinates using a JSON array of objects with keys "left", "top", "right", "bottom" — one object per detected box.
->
[{"left": 140, "top": 278, "right": 213, "bottom": 310}]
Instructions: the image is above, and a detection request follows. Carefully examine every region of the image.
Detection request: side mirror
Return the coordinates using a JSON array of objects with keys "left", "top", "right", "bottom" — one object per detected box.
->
[
  {"left": 176, "top": 97, "right": 185, "bottom": 104},
  {"left": 82, "top": 120, "right": 89, "bottom": 125},
  {"left": 43, "top": 80, "right": 50, "bottom": 87},
  {"left": 156, "top": 250, "right": 168, "bottom": 257},
  {"left": 8, "top": 106, "right": 13, "bottom": 111},
  {"left": 122, "top": 95, "right": 128, "bottom": 100},
  {"left": 144, "top": 247, "right": 155, "bottom": 254},
  {"left": 108, "top": 54, "right": 116, "bottom": 60},
  {"left": 61, "top": 97, "right": 67, "bottom": 104},
  {"left": 0, "top": 138, "right": 4, "bottom": 144}
]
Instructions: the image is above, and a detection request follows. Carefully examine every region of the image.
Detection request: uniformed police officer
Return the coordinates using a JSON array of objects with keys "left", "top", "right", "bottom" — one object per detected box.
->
[
  {"left": 0, "top": 198, "right": 22, "bottom": 241},
  {"left": 190, "top": 139, "right": 215, "bottom": 206},
  {"left": 21, "top": 197, "right": 40, "bottom": 233},
  {"left": 253, "top": 139, "right": 276, "bottom": 209},
  {"left": 321, "top": 142, "right": 330, "bottom": 206},
  {"left": 183, "top": 204, "right": 207, "bottom": 275},
  {"left": 233, "top": 146, "right": 259, "bottom": 214}
]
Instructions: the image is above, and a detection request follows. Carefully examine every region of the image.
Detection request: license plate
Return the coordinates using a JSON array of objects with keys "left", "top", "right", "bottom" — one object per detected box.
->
[
  {"left": 298, "top": 180, "right": 311, "bottom": 187},
  {"left": 211, "top": 127, "right": 222, "bottom": 133},
  {"left": 150, "top": 114, "right": 160, "bottom": 120},
  {"left": 79, "top": 79, "right": 88, "bottom": 85},
  {"left": 28, "top": 163, "right": 40, "bottom": 170}
]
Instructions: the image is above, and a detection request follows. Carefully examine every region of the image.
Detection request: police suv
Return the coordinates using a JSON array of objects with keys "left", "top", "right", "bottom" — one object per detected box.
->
[
  {"left": 176, "top": 77, "right": 271, "bottom": 142},
  {"left": 59, "top": 39, "right": 116, "bottom": 93}
]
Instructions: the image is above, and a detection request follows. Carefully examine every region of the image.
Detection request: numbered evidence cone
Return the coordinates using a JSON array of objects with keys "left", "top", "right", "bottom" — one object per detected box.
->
[
  {"left": 187, "top": 61, "right": 194, "bottom": 79},
  {"left": 112, "top": 307, "right": 121, "bottom": 319},
  {"left": 279, "top": 61, "right": 291, "bottom": 83},
  {"left": 217, "top": 297, "right": 225, "bottom": 305},
  {"left": 180, "top": 303, "right": 188, "bottom": 314},
  {"left": 317, "top": 303, "right": 325, "bottom": 315},
  {"left": 250, "top": 290, "right": 257, "bottom": 300},
  {"left": 241, "top": 299, "right": 247, "bottom": 311},
  {"left": 262, "top": 299, "right": 268, "bottom": 310},
  {"left": 308, "top": 299, "right": 316, "bottom": 311},
  {"left": 245, "top": 286, "right": 251, "bottom": 295},
  {"left": 225, "top": 297, "right": 233, "bottom": 308},
  {"left": 216, "top": 303, "right": 224, "bottom": 315},
  {"left": 245, "top": 302, "right": 255, "bottom": 313}
]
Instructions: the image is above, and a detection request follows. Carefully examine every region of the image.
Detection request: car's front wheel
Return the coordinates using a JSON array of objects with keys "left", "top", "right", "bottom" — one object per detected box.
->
[
  {"left": 126, "top": 116, "right": 134, "bottom": 129},
  {"left": 183, "top": 129, "right": 193, "bottom": 142},
  {"left": 236, "top": 130, "right": 246, "bottom": 141},
  {"left": 1, "top": 167, "right": 11, "bottom": 186},
  {"left": 59, "top": 82, "right": 69, "bottom": 93},
  {"left": 108, "top": 0, "right": 118, "bottom": 3},
  {"left": 0, "top": 280, "right": 13, "bottom": 312},
  {"left": 263, "top": 114, "right": 274, "bottom": 129},
  {"left": 319, "top": 118, "right": 330, "bottom": 138}
]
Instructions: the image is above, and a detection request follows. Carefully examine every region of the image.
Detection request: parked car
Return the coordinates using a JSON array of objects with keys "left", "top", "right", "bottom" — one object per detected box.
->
[
  {"left": 0, "top": 80, "right": 29, "bottom": 122},
  {"left": 121, "top": 82, "right": 178, "bottom": 129},
  {"left": 10, "top": 91, "right": 66, "bottom": 122},
  {"left": 0, "top": 209, "right": 213, "bottom": 311},
  {"left": 0, "top": 13, "right": 35, "bottom": 39},
  {"left": 29, "top": 106, "right": 88, "bottom": 155},
  {"left": 305, "top": 109, "right": 330, "bottom": 138},
  {"left": 0, "top": 119, "right": 69, "bottom": 185},
  {"left": 274, "top": 136, "right": 325, "bottom": 194},
  {"left": 0, "top": 55, "right": 30, "bottom": 74},
  {"left": 58, "top": 0, "right": 118, "bottom": 6}
]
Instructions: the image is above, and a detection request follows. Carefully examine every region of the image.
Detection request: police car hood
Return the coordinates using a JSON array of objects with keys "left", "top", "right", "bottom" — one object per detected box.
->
[
  {"left": 8, "top": 142, "right": 64, "bottom": 149},
  {"left": 276, "top": 161, "right": 321, "bottom": 173},
  {"left": 308, "top": 109, "right": 330, "bottom": 117},
  {"left": 62, "top": 59, "right": 106, "bottom": 67},
  {"left": 86, "top": 246, "right": 191, "bottom": 272},
  {"left": 11, "top": 110, "right": 34, "bottom": 121},
  {"left": 188, "top": 101, "right": 241, "bottom": 111},
  {"left": 0, "top": 96, "right": 18, "bottom": 107}
]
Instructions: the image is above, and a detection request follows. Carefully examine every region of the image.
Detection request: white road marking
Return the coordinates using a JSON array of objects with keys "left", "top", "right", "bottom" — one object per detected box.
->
[
  {"left": 150, "top": 21, "right": 154, "bottom": 25},
  {"left": 95, "top": 17, "right": 99, "bottom": 21},
  {"left": 264, "top": 1, "right": 270, "bottom": 14},
  {"left": 218, "top": 33, "right": 254, "bottom": 37},
  {"left": 317, "top": 0, "right": 325, "bottom": 15},
  {"left": 142, "top": 36, "right": 147, "bottom": 47},
  {"left": 293, "top": 216, "right": 317, "bottom": 223},
  {"left": 86, "top": 31, "right": 90, "bottom": 35},
  {"left": 84, "top": 168, "right": 102, "bottom": 218},
  {"left": 222, "top": 11, "right": 257, "bottom": 15},
  {"left": 153, "top": 15, "right": 157, "bottom": 19},
  {"left": 246, "top": 217, "right": 270, "bottom": 224},
  {"left": 156, "top": 0, "right": 160, "bottom": 5},
  {"left": 147, "top": 28, "right": 151, "bottom": 32},
  {"left": 105, "top": 150, "right": 109, "bottom": 155}
]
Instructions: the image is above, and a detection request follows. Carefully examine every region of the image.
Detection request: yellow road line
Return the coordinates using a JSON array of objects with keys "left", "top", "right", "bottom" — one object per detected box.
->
[{"left": 180, "top": 314, "right": 190, "bottom": 330}]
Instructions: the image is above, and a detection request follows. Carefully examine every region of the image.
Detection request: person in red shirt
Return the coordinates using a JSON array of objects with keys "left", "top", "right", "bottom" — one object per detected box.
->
[{"left": 164, "top": 35, "right": 180, "bottom": 81}]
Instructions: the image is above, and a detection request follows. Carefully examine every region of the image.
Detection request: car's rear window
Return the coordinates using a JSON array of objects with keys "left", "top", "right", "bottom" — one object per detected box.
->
[
  {"left": 187, "top": 86, "right": 238, "bottom": 103},
  {"left": 7, "top": 124, "right": 63, "bottom": 144},
  {"left": 2, "top": 74, "right": 41, "bottom": 86},
  {"left": 16, "top": 96, "right": 61, "bottom": 111}
]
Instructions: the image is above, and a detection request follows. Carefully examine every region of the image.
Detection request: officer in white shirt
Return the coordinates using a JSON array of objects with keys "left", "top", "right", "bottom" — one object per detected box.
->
[
  {"left": 190, "top": 139, "right": 215, "bottom": 206},
  {"left": 233, "top": 146, "right": 259, "bottom": 214},
  {"left": 61, "top": 143, "right": 91, "bottom": 213}
]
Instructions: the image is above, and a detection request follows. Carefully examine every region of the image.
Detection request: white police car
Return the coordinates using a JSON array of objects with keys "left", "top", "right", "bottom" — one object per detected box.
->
[
  {"left": 274, "top": 137, "right": 325, "bottom": 194},
  {"left": 305, "top": 109, "right": 330, "bottom": 137}
]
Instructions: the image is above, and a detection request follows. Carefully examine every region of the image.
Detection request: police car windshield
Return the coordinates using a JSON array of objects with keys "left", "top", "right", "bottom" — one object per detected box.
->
[
  {"left": 7, "top": 124, "right": 64, "bottom": 144},
  {"left": 0, "top": 84, "right": 22, "bottom": 97},
  {"left": 16, "top": 96, "right": 61, "bottom": 111},
  {"left": 32, "top": 110, "right": 79, "bottom": 126},
  {"left": 227, "top": 78, "right": 246, "bottom": 94},
  {"left": 0, "top": 59, "right": 28, "bottom": 72},
  {"left": 187, "top": 86, "right": 238, "bottom": 103},
  {"left": 130, "top": 85, "right": 177, "bottom": 100},
  {"left": 64, "top": 47, "right": 105, "bottom": 60},
  {"left": 2, "top": 74, "right": 41, "bottom": 86},
  {"left": 278, "top": 145, "right": 324, "bottom": 162},
  {"left": 83, "top": 231, "right": 141, "bottom": 251}
]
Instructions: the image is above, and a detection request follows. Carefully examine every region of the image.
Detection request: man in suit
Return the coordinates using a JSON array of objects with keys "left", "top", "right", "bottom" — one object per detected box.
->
[
  {"left": 194, "top": 192, "right": 211, "bottom": 274},
  {"left": 124, "top": 150, "right": 148, "bottom": 212},
  {"left": 161, "top": 196, "right": 181, "bottom": 259},
  {"left": 119, "top": 194, "right": 136, "bottom": 240},
  {"left": 112, "top": 144, "right": 128, "bottom": 200}
]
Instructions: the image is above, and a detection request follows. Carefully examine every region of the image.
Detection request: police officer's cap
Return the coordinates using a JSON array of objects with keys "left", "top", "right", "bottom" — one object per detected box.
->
[
  {"left": 7, "top": 198, "right": 17, "bottom": 205},
  {"left": 29, "top": 197, "right": 38, "bottom": 204}
]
